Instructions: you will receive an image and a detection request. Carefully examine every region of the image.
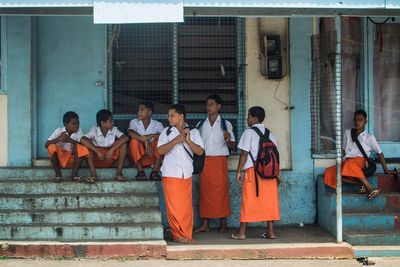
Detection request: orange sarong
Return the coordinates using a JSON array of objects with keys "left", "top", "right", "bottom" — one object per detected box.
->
[
  {"left": 47, "top": 144, "right": 88, "bottom": 169},
  {"left": 324, "top": 157, "right": 367, "bottom": 189},
  {"left": 128, "top": 139, "right": 160, "bottom": 167},
  {"left": 162, "top": 177, "right": 193, "bottom": 241},
  {"left": 240, "top": 167, "right": 280, "bottom": 223},
  {"left": 92, "top": 147, "right": 120, "bottom": 168},
  {"left": 199, "top": 156, "right": 231, "bottom": 218}
]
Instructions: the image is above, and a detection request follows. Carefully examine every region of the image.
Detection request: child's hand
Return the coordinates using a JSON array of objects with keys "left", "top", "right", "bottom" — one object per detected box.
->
[
  {"left": 96, "top": 150, "right": 105, "bottom": 161},
  {"left": 59, "top": 132, "right": 68, "bottom": 142},
  {"left": 174, "top": 133, "right": 186, "bottom": 144},
  {"left": 145, "top": 141, "right": 153, "bottom": 156},
  {"left": 184, "top": 128, "right": 191, "bottom": 143},
  {"left": 105, "top": 149, "right": 114, "bottom": 162},
  {"left": 236, "top": 171, "right": 242, "bottom": 184},
  {"left": 140, "top": 135, "right": 148, "bottom": 143},
  {"left": 223, "top": 131, "right": 231, "bottom": 141},
  {"left": 277, "top": 175, "right": 282, "bottom": 185}
]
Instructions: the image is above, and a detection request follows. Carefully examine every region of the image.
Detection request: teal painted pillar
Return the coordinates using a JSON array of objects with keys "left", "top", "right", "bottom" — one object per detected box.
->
[
  {"left": 290, "top": 18, "right": 313, "bottom": 171},
  {"left": 6, "top": 16, "right": 33, "bottom": 166}
]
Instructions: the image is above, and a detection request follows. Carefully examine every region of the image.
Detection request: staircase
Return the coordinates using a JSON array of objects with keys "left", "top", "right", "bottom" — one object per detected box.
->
[
  {"left": 0, "top": 168, "right": 164, "bottom": 242},
  {"left": 318, "top": 173, "right": 400, "bottom": 248}
]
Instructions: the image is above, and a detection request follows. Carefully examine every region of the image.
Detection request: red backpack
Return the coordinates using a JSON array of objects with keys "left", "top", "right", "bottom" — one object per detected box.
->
[{"left": 249, "top": 127, "right": 280, "bottom": 197}]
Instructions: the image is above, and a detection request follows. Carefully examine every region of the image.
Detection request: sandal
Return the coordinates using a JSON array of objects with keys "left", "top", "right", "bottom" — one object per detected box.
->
[
  {"left": 115, "top": 175, "right": 126, "bottom": 182},
  {"left": 150, "top": 171, "right": 161, "bottom": 181},
  {"left": 52, "top": 177, "right": 62, "bottom": 182},
  {"left": 358, "top": 186, "right": 368, "bottom": 194},
  {"left": 368, "top": 189, "right": 381, "bottom": 200},
  {"left": 135, "top": 171, "right": 147, "bottom": 180},
  {"left": 72, "top": 176, "right": 83, "bottom": 182},
  {"left": 261, "top": 232, "right": 277, "bottom": 239},
  {"left": 231, "top": 232, "right": 246, "bottom": 240},
  {"left": 173, "top": 237, "right": 195, "bottom": 244},
  {"left": 85, "top": 176, "right": 97, "bottom": 184}
]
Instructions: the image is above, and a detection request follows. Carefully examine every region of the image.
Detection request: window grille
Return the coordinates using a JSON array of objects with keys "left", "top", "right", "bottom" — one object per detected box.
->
[{"left": 107, "top": 17, "right": 245, "bottom": 139}]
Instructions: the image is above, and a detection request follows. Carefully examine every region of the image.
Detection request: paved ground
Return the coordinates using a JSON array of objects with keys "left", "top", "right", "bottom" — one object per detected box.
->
[
  {"left": 0, "top": 259, "right": 363, "bottom": 267},
  {"left": 167, "top": 225, "right": 336, "bottom": 246}
]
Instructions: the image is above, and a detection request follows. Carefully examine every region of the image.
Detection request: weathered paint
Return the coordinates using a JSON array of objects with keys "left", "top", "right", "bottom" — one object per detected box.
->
[
  {"left": 0, "top": 95, "right": 7, "bottom": 166},
  {"left": 6, "top": 16, "right": 33, "bottom": 166}
]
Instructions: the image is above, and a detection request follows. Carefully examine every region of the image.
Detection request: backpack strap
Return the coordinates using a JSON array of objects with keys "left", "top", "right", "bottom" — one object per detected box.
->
[
  {"left": 166, "top": 126, "right": 173, "bottom": 136},
  {"left": 196, "top": 119, "right": 206, "bottom": 130},
  {"left": 220, "top": 117, "right": 228, "bottom": 131},
  {"left": 351, "top": 128, "right": 369, "bottom": 161}
]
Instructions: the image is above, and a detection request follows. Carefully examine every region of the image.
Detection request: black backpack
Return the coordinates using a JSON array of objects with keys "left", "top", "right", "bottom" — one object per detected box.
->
[
  {"left": 249, "top": 127, "right": 280, "bottom": 197},
  {"left": 166, "top": 126, "right": 205, "bottom": 174},
  {"left": 196, "top": 117, "right": 228, "bottom": 131}
]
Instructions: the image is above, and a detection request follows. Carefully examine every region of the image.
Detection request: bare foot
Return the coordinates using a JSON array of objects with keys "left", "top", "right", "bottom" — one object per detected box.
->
[
  {"left": 231, "top": 232, "right": 246, "bottom": 240},
  {"left": 218, "top": 225, "right": 227, "bottom": 234},
  {"left": 194, "top": 224, "right": 209, "bottom": 233},
  {"left": 261, "top": 232, "right": 277, "bottom": 239},
  {"left": 174, "top": 237, "right": 195, "bottom": 244}
]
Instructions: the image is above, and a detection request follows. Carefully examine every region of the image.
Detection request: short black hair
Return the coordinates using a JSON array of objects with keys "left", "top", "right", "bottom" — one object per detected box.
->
[
  {"left": 63, "top": 111, "right": 79, "bottom": 124},
  {"left": 207, "top": 94, "right": 222, "bottom": 105},
  {"left": 248, "top": 106, "right": 265, "bottom": 123},
  {"left": 96, "top": 109, "right": 112, "bottom": 127},
  {"left": 139, "top": 101, "right": 154, "bottom": 112},
  {"left": 354, "top": 109, "right": 367, "bottom": 119},
  {"left": 169, "top": 103, "right": 186, "bottom": 119}
]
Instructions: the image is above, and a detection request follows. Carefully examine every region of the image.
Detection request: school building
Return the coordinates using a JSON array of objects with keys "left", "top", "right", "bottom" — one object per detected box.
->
[{"left": 0, "top": 0, "right": 400, "bottom": 257}]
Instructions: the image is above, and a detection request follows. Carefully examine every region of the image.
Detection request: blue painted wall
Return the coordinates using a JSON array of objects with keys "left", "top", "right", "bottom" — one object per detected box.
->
[
  {"left": 36, "top": 16, "right": 106, "bottom": 157},
  {"left": 6, "top": 17, "right": 33, "bottom": 166}
]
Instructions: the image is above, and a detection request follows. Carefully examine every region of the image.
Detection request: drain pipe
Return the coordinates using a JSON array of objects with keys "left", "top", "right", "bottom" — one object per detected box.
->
[{"left": 335, "top": 15, "right": 343, "bottom": 243}]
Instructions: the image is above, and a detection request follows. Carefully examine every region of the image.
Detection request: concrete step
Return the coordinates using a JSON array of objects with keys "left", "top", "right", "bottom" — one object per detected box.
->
[
  {"left": 353, "top": 245, "right": 400, "bottom": 257},
  {"left": 341, "top": 211, "right": 400, "bottom": 231},
  {"left": 0, "top": 207, "right": 161, "bottom": 225},
  {"left": 0, "top": 193, "right": 159, "bottom": 210},
  {"left": 327, "top": 192, "right": 400, "bottom": 212},
  {"left": 344, "top": 230, "right": 400, "bottom": 246},
  {"left": 0, "top": 180, "right": 158, "bottom": 195},
  {"left": 0, "top": 222, "right": 164, "bottom": 241},
  {"left": 0, "top": 167, "right": 150, "bottom": 180}
]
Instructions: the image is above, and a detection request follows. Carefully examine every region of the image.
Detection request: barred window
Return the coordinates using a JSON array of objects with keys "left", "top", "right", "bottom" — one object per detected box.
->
[
  {"left": 108, "top": 17, "right": 245, "bottom": 138},
  {"left": 311, "top": 18, "right": 362, "bottom": 156}
]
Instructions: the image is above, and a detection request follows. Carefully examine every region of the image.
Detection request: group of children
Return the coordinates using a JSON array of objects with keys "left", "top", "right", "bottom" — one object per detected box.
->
[
  {"left": 47, "top": 95, "right": 281, "bottom": 244},
  {"left": 47, "top": 95, "right": 396, "bottom": 245}
]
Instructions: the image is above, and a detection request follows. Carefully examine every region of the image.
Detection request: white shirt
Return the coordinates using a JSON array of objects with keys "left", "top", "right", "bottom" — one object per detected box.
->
[
  {"left": 197, "top": 115, "right": 236, "bottom": 156},
  {"left": 237, "top": 123, "right": 278, "bottom": 170},
  {"left": 48, "top": 127, "right": 83, "bottom": 152},
  {"left": 83, "top": 126, "right": 124, "bottom": 148},
  {"left": 344, "top": 128, "right": 382, "bottom": 159},
  {"left": 128, "top": 119, "right": 164, "bottom": 136},
  {"left": 158, "top": 126, "right": 205, "bottom": 179}
]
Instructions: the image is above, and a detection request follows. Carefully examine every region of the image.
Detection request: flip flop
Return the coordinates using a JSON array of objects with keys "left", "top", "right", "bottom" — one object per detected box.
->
[
  {"left": 150, "top": 171, "right": 162, "bottom": 181},
  {"left": 52, "top": 177, "right": 62, "bottom": 182},
  {"left": 135, "top": 171, "right": 147, "bottom": 180},
  {"left": 115, "top": 175, "right": 126, "bottom": 182},
  {"left": 261, "top": 232, "right": 277, "bottom": 239},
  {"left": 358, "top": 186, "right": 367, "bottom": 194},
  {"left": 72, "top": 176, "right": 83, "bottom": 182},
  {"left": 85, "top": 176, "right": 97, "bottom": 184},
  {"left": 368, "top": 189, "right": 381, "bottom": 200},
  {"left": 231, "top": 233, "right": 246, "bottom": 240}
]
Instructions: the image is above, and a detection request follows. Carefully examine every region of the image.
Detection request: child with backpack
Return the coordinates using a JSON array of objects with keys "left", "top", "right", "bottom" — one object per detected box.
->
[
  {"left": 157, "top": 104, "right": 204, "bottom": 244},
  {"left": 194, "top": 95, "right": 236, "bottom": 234},
  {"left": 233, "top": 106, "right": 281, "bottom": 240}
]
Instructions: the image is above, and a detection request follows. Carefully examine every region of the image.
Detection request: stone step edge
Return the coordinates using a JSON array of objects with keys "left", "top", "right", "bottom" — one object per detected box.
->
[
  {"left": 166, "top": 242, "right": 355, "bottom": 260},
  {"left": 0, "top": 192, "right": 158, "bottom": 198},
  {"left": 0, "top": 240, "right": 167, "bottom": 259},
  {"left": 0, "top": 207, "right": 161, "bottom": 213},
  {"left": 1, "top": 222, "right": 163, "bottom": 227}
]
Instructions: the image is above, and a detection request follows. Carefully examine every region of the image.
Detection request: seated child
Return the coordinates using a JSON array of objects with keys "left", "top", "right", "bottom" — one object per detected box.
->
[
  {"left": 324, "top": 109, "right": 397, "bottom": 200},
  {"left": 128, "top": 101, "right": 164, "bottom": 181},
  {"left": 233, "top": 106, "right": 281, "bottom": 240},
  {"left": 157, "top": 104, "right": 204, "bottom": 244},
  {"left": 80, "top": 109, "right": 129, "bottom": 183},
  {"left": 45, "top": 111, "right": 88, "bottom": 182}
]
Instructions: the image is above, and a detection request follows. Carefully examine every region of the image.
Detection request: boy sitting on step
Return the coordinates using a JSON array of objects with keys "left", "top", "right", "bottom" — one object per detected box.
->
[
  {"left": 324, "top": 109, "right": 397, "bottom": 200},
  {"left": 80, "top": 109, "right": 129, "bottom": 183},
  {"left": 128, "top": 101, "right": 164, "bottom": 181},
  {"left": 45, "top": 111, "right": 88, "bottom": 182}
]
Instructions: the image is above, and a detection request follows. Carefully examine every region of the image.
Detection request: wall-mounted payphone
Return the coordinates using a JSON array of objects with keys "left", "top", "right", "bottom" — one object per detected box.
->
[{"left": 264, "top": 35, "right": 282, "bottom": 79}]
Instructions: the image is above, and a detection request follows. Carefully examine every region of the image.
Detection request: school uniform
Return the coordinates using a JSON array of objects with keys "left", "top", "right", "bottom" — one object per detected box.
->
[
  {"left": 157, "top": 126, "right": 204, "bottom": 241},
  {"left": 324, "top": 129, "right": 382, "bottom": 188},
  {"left": 47, "top": 127, "right": 88, "bottom": 168},
  {"left": 83, "top": 126, "right": 124, "bottom": 168},
  {"left": 128, "top": 118, "right": 164, "bottom": 167},
  {"left": 237, "top": 123, "right": 280, "bottom": 223},
  {"left": 197, "top": 116, "right": 235, "bottom": 219}
]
